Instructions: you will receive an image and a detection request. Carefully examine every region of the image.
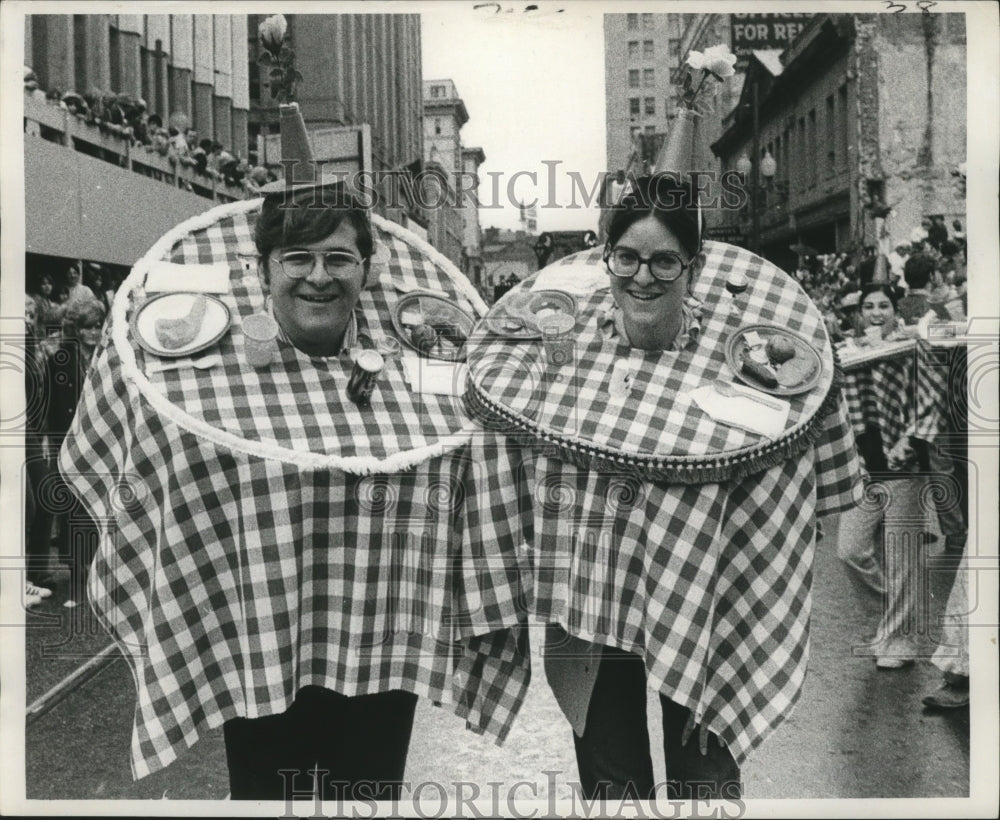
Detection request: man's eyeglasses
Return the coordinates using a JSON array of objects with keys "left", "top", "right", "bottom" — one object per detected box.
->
[
  {"left": 272, "top": 250, "right": 363, "bottom": 279},
  {"left": 604, "top": 246, "right": 691, "bottom": 282}
]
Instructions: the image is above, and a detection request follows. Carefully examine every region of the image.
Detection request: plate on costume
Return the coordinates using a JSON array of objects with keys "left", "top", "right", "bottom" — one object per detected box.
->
[
  {"left": 726, "top": 324, "right": 823, "bottom": 397},
  {"left": 392, "top": 291, "right": 476, "bottom": 361},
  {"left": 482, "top": 289, "right": 576, "bottom": 339},
  {"left": 133, "top": 293, "right": 232, "bottom": 358}
]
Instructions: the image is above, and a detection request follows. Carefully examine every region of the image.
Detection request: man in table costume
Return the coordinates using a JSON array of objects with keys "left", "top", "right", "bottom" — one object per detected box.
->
[
  {"left": 58, "top": 103, "right": 528, "bottom": 800},
  {"left": 463, "top": 162, "right": 864, "bottom": 797}
]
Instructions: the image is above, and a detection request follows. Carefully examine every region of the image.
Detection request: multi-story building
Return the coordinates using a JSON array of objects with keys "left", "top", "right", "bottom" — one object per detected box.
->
[
  {"left": 247, "top": 13, "right": 422, "bottom": 178},
  {"left": 461, "top": 146, "right": 487, "bottom": 292},
  {"left": 23, "top": 14, "right": 250, "bottom": 281},
  {"left": 604, "top": 12, "right": 686, "bottom": 174},
  {"left": 481, "top": 228, "right": 538, "bottom": 301},
  {"left": 710, "top": 14, "right": 967, "bottom": 270},
  {"left": 421, "top": 79, "right": 477, "bottom": 274}
]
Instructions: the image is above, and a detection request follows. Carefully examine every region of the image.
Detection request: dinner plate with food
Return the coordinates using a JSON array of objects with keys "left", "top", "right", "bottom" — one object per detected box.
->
[
  {"left": 392, "top": 291, "right": 476, "bottom": 362},
  {"left": 725, "top": 324, "right": 823, "bottom": 397},
  {"left": 133, "top": 293, "right": 232, "bottom": 358}
]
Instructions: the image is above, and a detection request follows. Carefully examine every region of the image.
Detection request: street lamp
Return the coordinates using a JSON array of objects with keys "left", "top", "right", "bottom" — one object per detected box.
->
[{"left": 738, "top": 147, "right": 777, "bottom": 255}]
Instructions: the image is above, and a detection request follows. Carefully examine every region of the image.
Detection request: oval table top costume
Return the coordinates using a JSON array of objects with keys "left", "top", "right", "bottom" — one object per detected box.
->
[
  {"left": 463, "top": 241, "right": 865, "bottom": 765},
  {"left": 59, "top": 198, "right": 528, "bottom": 779}
]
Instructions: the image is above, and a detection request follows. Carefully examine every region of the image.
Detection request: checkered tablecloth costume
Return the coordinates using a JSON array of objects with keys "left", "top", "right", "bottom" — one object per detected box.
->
[
  {"left": 841, "top": 340, "right": 952, "bottom": 464},
  {"left": 463, "top": 242, "right": 864, "bottom": 765},
  {"left": 59, "top": 199, "right": 528, "bottom": 779}
]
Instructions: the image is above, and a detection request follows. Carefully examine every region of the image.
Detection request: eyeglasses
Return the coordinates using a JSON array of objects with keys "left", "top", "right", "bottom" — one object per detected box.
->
[
  {"left": 272, "top": 250, "right": 363, "bottom": 279},
  {"left": 604, "top": 246, "right": 690, "bottom": 282}
]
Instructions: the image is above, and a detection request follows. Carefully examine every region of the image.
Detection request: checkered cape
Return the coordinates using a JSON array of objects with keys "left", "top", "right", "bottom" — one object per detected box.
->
[
  {"left": 466, "top": 243, "right": 845, "bottom": 485},
  {"left": 463, "top": 243, "right": 864, "bottom": 765},
  {"left": 59, "top": 201, "right": 528, "bottom": 778},
  {"left": 842, "top": 339, "right": 951, "bottom": 465}
]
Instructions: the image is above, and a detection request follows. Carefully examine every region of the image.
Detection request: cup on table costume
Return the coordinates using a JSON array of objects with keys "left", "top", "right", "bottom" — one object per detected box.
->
[{"left": 241, "top": 312, "right": 279, "bottom": 367}]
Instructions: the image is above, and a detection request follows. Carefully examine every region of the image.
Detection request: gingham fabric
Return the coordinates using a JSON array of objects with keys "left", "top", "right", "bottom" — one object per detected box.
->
[
  {"left": 841, "top": 339, "right": 951, "bottom": 464},
  {"left": 59, "top": 204, "right": 529, "bottom": 779},
  {"left": 466, "top": 243, "right": 843, "bottom": 484},
  {"left": 463, "top": 242, "right": 864, "bottom": 765}
]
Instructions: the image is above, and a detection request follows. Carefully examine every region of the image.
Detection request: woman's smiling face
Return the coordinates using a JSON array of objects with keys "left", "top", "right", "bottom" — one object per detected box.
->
[
  {"left": 608, "top": 215, "right": 701, "bottom": 350},
  {"left": 860, "top": 290, "right": 895, "bottom": 328}
]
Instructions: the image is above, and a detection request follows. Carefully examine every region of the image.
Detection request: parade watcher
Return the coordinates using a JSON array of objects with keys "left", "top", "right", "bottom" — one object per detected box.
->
[
  {"left": 897, "top": 253, "right": 940, "bottom": 324},
  {"left": 24, "top": 295, "right": 55, "bottom": 608},
  {"left": 464, "top": 172, "right": 863, "bottom": 799},
  {"left": 33, "top": 273, "right": 66, "bottom": 339},
  {"left": 49, "top": 298, "right": 106, "bottom": 608},
  {"left": 63, "top": 263, "right": 98, "bottom": 308}
]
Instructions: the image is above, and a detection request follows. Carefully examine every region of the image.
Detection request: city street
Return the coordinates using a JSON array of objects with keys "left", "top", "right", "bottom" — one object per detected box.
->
[{"left": 23, "top": 513, "right": 969, "bottom": 802}]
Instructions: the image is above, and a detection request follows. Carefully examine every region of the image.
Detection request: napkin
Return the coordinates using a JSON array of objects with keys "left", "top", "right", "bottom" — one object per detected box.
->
[
  {"left": 400, "top": 350, "right": 467, "bottom": 396},
  {"left": 689, "top": 384, "right": 790, "bottom": 439},
  {"left": 531, "top": 260, "right": 608, "bottom": 295},
  {"left": 145, "top": 261, "right": 231, "bottom": 294}
]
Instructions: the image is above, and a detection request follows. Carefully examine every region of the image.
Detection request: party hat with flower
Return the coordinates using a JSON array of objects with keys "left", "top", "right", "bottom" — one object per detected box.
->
[{"left": 255, "top": 15, "right": 347, "bottom": 196}]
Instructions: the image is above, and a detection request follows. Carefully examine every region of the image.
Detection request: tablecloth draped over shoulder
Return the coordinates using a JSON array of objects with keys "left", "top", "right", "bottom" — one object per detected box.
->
[
  {"left": 59, "top": 201, "right": 530, "bottom": 779},
  {"left": 462, "top": 242, "right": 864, "bottom": 766}
]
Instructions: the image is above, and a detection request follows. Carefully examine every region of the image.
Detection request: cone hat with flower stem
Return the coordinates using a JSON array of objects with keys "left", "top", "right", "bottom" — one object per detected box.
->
[{"left": 255, "top": 14, "right": 349, "bottom": 197}]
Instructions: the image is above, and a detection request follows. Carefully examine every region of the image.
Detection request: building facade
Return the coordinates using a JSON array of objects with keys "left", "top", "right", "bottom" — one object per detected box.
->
[
  {"left": 23, "top": 13, "right": 250, "bottom": 281},
  {"left": 26, "top": 14, "right": 250, "bottom": 157},
  {"left": 247, "top": 13, "right": 422, "bottom": 178},
  {"left": 710, "top": 14, "right": 967, "bottom": 271},
  {"left": 461, "top": 146, "right": 487, "bottom": 292},
  {"left": 604, "top": 12, "right": 686, "bottom": 174}
]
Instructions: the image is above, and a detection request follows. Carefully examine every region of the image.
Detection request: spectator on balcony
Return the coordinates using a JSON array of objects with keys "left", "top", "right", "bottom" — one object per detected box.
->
[
  {"left": 167, "top": 127, "right": 190, "bottom": 166},
  {"left": 127, "top": 98, "right": 150, "bottom": 145},
  {"left": 23, "top": 67, "right": 47, "bottom": 100},
  {"left": 192, "top": 138, "right": 213, "bottom": 176},
  {"left": 85, "top": 264, "right": 114, "bottom": 313},
  {"left": 148, "top": 115, "right": 169, "bottom": 156}
]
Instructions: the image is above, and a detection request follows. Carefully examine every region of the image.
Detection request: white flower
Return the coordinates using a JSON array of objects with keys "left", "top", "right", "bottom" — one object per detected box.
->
[
  {"left": 258, "top": 14, "right": 288, "bottom": 52},
  {"left": 702, "top": 44, "right": 737, "bottom": 78}
]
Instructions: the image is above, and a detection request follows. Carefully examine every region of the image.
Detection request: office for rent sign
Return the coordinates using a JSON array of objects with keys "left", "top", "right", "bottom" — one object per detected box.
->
[{"left": 731, "top": 14, "right": 814, "bottom": 62}]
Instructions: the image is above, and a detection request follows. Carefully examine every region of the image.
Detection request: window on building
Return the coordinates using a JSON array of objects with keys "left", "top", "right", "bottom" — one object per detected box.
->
[
  {"left": 641, "top": 13, "right": 653, "bottom": 28},
  {"left": 808, "top": 109, "right": 817, "bottom": 185},
  {"left": 434, "top": 118, "right": 442, "bottom": 135},
  {"left": 838, "top": 84, "right": 849, "bottom": 171},
  {"left": 825, "top": 94, "right": 836, "bottom": 176},
  {"left": 645, "top": 97, "right": 655, "bottom": 116},
  {"left": 645, "top": 124, "right": 656, "bottom": 134},
  {"left": 643, "top": 40, "right": 654, "bottom": 58},
  {"left": 628, "top": 69, "right": 640, "bottom": 88},
  {"left": 643, "top": 68, "right": 654, "bottom": 88},
  {"left": 628, "top": 40, "right": 639, "bottom": 59},
  {"left": 668, "top": 39, "right": 680, "bottom": 62},
  {"left": 629, "top": 97, "right": 640, "bottom": 117},
  {"left": 627, "top": 13, "right": 638, "bottom": 30}
]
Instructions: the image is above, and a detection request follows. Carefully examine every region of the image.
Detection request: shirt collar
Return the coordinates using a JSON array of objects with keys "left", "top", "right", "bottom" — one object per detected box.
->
[{"left": 598, "top": 292, "right": 703, "bottom": 352}]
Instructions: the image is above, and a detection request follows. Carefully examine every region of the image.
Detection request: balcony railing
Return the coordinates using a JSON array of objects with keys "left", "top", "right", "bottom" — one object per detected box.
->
[{"left": 23, "top": 93, "right": 247, "bottom": 204}]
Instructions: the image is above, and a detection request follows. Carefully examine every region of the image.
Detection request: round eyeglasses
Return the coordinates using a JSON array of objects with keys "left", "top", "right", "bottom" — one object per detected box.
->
[
  {"left": 604, "top": 246, "right": 691, "bottom": 282},
  {"left": 272, "top": 250, "right": 363, "bottom": 279}
]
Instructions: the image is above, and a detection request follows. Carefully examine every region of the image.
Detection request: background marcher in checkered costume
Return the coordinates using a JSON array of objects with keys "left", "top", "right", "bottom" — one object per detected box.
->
[{"left": 464, "top": 174, "right": 864, "bottom": 800}]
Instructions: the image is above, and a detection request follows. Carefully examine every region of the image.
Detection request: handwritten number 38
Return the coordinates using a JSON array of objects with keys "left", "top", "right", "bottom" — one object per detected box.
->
[{"left": 886, "top": 1, "right": 938, "bottom": 12}]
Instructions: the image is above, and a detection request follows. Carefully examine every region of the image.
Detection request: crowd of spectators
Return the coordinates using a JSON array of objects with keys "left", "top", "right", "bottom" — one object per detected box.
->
[
  {"left": 24, "top": 261, "right": 121, "bottom": 608},
  {"left": 25, "top": 65, "right": 278, "bottom": 197},
  {"left": 793, "top": 218, "right": 968, "bottom": 342}
]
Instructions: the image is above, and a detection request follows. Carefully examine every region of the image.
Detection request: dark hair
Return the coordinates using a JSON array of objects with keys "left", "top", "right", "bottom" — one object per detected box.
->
[
  {"left": 903, "top": 252, "right": 936, "bottom": 289},
  {"left": 939, "top": 239, "right": 959, "bottom": 257},
  {"left": 147, "top": 113, "right": 162, "bottom": 128},
  {"left": 605, "top": 173, "right": 701, "bottom": 257},
  {"left": 859, "top": 283, "right": 898, "bottom": 311},
  {"left": 254, "top": 184, "right": 374, "bottom": 284}
]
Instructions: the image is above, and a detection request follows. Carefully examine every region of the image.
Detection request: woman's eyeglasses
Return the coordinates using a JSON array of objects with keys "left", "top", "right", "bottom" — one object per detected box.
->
[
  {"left": 273, "top": 250, "right": 363, "bottom": 279},
  {"left": 604, "top": 246, "right": 690, "bottom": 282}
]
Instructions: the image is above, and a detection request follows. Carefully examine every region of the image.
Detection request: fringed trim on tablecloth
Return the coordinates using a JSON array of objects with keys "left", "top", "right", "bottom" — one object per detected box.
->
[
  {"left": 112, "top": 198, "right": 480, "bottom": 474},
  {"left": 464, "top": 355, "right": 847, "bottom": 486}
]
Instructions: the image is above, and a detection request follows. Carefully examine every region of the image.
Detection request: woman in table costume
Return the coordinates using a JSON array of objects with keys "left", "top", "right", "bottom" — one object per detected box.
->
[
  {"left": 464, "top": 173, "right": 864, "bottom": 798},
  {"left": 837, "top": 283, "right": 956, "bottom": 668},
  {"left": 58, "top": 104, "right": 528, "bottom": 800}
]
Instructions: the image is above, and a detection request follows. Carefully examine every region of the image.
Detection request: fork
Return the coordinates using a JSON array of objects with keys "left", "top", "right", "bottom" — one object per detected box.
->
[
  {"left": 714, "top": 380, "right": 786, "bottom": 411},
  {"left": 147, "top": 353, "right": 222, "bottom": 374}
]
